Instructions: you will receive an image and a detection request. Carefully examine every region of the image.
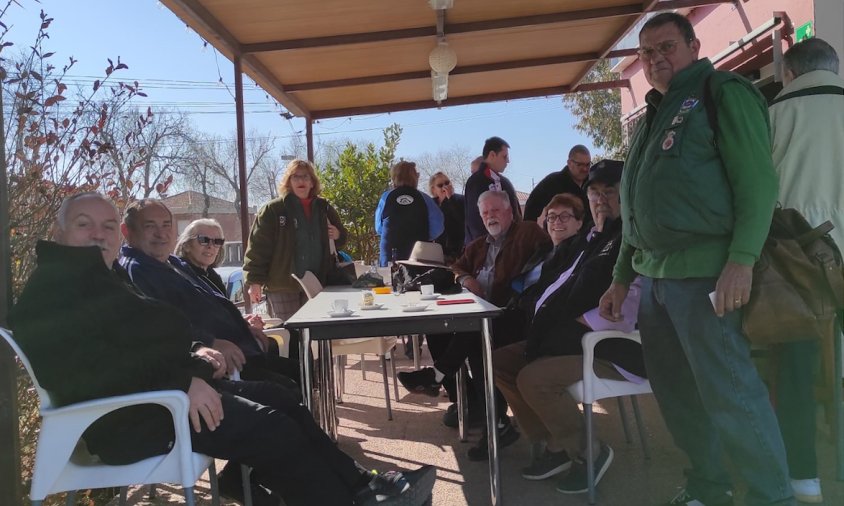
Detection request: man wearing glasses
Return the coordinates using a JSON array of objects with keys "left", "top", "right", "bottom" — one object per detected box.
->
[
  {"left": 599, "top": 12, "right": 793, "bottom": 506},
  {"left": 523, "top": 144, "right": 592, "bottom": 223},
  {"left": 494, "top": 160, "right": 645, "bottom": 495}
]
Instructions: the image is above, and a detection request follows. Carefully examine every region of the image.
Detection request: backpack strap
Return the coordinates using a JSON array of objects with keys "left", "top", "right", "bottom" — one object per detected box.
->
[
  {"left": 795, "top": 220, "right": 835, "bottom": 247},
  {"left": 770, "top": 85, "right": 844, "bottom": 106},
  {"left": 703, "top": 73, "right": 718, "bottom": 135}
]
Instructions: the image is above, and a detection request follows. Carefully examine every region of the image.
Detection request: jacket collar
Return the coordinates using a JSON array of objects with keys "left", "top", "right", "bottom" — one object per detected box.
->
[{"left": 777, "top": 69, "right": 844, "bottom": 97}]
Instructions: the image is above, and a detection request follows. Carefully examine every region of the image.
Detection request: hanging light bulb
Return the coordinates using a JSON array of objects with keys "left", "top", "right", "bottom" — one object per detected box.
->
[
  {"left": 431, "top": 71, "right": 449, "bottom": 103},
  {"left": 428, "top": 41, "right": 457, "bottom": 74}
]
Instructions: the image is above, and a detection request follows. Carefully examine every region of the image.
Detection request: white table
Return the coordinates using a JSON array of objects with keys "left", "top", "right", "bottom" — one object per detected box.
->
[{"left": 285, "top": 287, "right": 504, "bottom": 506}]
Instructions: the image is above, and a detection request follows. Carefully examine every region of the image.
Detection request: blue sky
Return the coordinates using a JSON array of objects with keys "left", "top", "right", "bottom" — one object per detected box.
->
[{"left": 3, "top": 0, "right": 595, "bottom": 192}]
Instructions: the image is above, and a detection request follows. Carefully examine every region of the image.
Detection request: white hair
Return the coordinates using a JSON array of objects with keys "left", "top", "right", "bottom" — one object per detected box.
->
[
  {"left": 477, "top": 190, "right": 511, "bottom": 210},
  {"left": 55, "top": 192, "right": 119, "bottom": 231}
]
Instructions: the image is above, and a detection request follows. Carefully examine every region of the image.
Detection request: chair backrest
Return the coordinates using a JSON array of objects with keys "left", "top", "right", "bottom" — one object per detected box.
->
[
  {"left": 291, "top": 271, "right": 323, "bottom": 300},
  {"left": 0, "top": 327, "right": 54, "bottom": 410}
]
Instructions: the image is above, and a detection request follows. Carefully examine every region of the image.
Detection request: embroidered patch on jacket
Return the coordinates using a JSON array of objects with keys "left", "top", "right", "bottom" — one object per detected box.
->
[
  {"left": 661, "top": 130, "right": 676, "bottom": 151},
  {"left": 679, "top": 97, "right": 699, "bottom": 111},
  {"left": 278, "top": 216, "right": 287, "bottom": 227},
  {"left": 396, "top": 195, "right": 415, "bottom": 205},
  {"left": 671, "top": 115, "right": 684, "bottom": 126}
]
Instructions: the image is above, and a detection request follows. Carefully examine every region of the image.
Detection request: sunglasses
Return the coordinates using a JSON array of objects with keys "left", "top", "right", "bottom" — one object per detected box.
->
[
  {"left": 436, "top": 181, "right": 452, "bottom": 188},
  {"left": 195, "top": 235, "right": 225, "bottom": 246}
]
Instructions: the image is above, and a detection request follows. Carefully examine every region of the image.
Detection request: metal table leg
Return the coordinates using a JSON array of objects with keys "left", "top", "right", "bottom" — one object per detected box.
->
[
  {"left": 481, "top": 317, "right": 501, "bottom": 505},
  {"left": 835, "top": 313, "right": 843, "bottom": 481},
  {"left": 300, "top": 329, "right": 313, "bottom": 411},
  {"left": 456, "top": 363, "right": 468, "bottom": 442}
]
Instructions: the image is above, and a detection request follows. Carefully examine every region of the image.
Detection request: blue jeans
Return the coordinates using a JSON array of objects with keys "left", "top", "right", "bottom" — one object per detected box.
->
[{"left": 638, "top": 277, "right": 794, "bottom": 506}]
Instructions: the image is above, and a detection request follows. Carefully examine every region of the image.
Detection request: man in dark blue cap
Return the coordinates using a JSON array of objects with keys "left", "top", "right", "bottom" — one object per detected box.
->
[{"left": 493, "top": 160, "right": 646, "bottom": 495}]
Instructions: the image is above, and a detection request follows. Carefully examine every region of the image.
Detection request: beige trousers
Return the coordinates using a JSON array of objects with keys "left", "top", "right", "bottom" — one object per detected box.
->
[{"left": 493, "top": 340, "right": 623, "bottom": 456}]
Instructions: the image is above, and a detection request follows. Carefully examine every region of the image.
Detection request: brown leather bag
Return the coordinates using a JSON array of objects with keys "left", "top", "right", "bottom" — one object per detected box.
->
[{"left": 743, "top": 208, "right": 844, "bottom": 345}]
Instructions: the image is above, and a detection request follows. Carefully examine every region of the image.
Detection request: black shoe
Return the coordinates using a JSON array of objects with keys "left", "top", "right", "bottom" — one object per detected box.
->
[
  {"left": 441, "top": 402, "right": 484, "bottom": 428},
  {"left": 217, "top": 467, "right": 280, "bottom": 506},
  {"left": 555, "top": 444, "right": 614, "bottom": 494},
  {"left": 354, "top": 465, "right": 436, "bottom": 506},
  {"left": 397, "top": 367, "right": 441, "bottom": 397},
  {"left": 521, "top": 449, "right": 572, "bottom": 480},
  {"left": 466, "top": 417, "right": 521, "bottom": 461}
]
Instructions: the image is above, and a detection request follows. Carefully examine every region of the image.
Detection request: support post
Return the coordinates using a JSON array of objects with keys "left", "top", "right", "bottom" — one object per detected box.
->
[
  {"left": 306, "top": 118, "right": 314, "bottom": 163},
  {"left": 0, "top": 62, "right": 22, "bottom": 506},
  {"left": 234, "top": 56, "right": 252, "bottom": 313}
]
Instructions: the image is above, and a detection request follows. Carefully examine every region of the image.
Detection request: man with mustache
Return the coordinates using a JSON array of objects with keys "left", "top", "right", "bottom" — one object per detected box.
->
[{"left": 398, "top": 190, "right": 550, "bottom": 460}]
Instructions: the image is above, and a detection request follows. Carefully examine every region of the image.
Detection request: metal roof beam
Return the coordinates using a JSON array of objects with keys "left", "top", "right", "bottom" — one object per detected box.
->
[
  {"left": 285, "top": 49, "right": 638, "bottom": 92},
  {"left": 310, "top": 79, "right": 630, "bottom": 120},
  {"left": 241, "top": 4, "right": 644, "bottom": 53}
]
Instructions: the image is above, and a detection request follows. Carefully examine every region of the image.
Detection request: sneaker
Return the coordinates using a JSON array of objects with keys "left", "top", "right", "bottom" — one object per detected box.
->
[
  {"left": 397, "top": 367, "right": 441, "bottom": 397},
  {"left": 791, "top": 478, "right": 822, "bottom": 503},
  {"left": 441, "top": 402, "right": 484, "bottom": 428},
  {"left": 466, "top": 416, "right": 521, "bottom": 461},
  {"left": 521, "top": 449, "right": 572, "bottom": 480},
  {"left": 555, "top": 444, "right": 614, "bottom": 494},
  {"left": 661, "top": 488, "right": 734, "bottom": 506},
  {"left": 217, "top": 467, "right": 280, "bottom": 506},
  {"left": 354, "top": 465, "right": 436, "bottom": 506}
]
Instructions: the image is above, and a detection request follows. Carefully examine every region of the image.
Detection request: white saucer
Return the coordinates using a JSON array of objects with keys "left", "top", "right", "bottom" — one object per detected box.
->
[
  {"left": 358, "top": 303, "right": 384, "bottom": 310},
  {"left": 419, "top": 293, "right": 441, "bottom": 300},
  {"left": 401, "top": 304, "right": 428, "bottom": 313},
  {"left": 327, "top": 309, "right": 354, "bottom": 317}
]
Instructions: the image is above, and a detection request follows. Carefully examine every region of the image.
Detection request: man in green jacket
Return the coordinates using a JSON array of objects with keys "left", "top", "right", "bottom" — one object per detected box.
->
[{"left": 599, "top": 13, "right": 794, "bottom": 506}]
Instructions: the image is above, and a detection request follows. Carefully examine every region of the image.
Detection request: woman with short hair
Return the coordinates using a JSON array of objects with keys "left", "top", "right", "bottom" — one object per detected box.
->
[
  {"left": 428, "top": 171, "right": 465, "bottom": 264},
  {"left": 243, "top": 159, "right": 347, "bottom": 321},
  {"left": 174, "top": 218, "right": 228, "bottom": 295}
]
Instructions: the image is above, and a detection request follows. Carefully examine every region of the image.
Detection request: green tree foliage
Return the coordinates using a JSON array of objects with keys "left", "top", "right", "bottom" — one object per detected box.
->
[
  {"left": 319, "top": 124, "right": 401, "bottom": 263},
  {"left": 562, "top": 59, "right": 625, "bottom": 159}
]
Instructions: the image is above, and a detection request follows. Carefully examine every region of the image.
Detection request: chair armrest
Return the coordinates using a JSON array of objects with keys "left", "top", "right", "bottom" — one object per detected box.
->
[
  {"left": 37, "top": 390, "right": 193, "bottom": 473},
  {"left": 581, "top": 330, "right": 641, "bottom": 402}
]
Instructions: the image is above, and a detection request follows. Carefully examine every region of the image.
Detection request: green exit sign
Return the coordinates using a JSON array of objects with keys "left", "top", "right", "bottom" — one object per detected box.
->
[{"left": 796, "top": 21, "right": 814, "bottom": 42}]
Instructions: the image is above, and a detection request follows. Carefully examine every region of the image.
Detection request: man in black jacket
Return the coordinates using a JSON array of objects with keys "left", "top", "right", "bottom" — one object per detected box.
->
[
  {"left": 523, "top": 144, "right": 592, "bottom": 222},
  {"left": 493, "top": 160, "right": 645, "bottom": 495},
  {"left": 9, "top": 192, "right": 436, "bottom": 506}
]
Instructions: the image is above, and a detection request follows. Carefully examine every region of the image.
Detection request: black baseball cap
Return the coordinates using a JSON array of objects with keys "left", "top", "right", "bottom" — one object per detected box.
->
[{"left": 583, "top": 159, "right": 623, "bottom": 189}]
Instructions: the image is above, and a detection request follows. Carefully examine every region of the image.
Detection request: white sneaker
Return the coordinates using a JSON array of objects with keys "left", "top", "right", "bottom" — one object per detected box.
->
[{"left": 791, "top": 478, "right": 822, "bottom": 503}]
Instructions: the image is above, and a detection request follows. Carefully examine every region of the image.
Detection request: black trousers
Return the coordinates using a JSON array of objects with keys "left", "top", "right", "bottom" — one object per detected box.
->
[
  {"left": 191, "top": 380, "right": 365, "bottom": 506},
  {"left": 426, "top": 312, "right": 524, "bottom": 420}
]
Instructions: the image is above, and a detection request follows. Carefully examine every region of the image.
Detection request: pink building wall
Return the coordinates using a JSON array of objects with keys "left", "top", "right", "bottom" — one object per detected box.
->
[{"left": 619, "top": 0, "right": 815, "bottom": 120}]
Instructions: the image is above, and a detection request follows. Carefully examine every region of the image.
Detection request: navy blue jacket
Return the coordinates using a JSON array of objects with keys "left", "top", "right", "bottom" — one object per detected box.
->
[{"left": 120, "top": 245, "right": 261, "bottom": 356}]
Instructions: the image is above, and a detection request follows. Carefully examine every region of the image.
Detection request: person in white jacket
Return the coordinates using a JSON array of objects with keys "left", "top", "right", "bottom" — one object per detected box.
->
[{"left": 769, "top": 36, "right": 844, "bottom": 504}]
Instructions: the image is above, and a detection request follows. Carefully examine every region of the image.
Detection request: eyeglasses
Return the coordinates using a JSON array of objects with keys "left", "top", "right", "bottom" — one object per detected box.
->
[
  {"left": 636, "top": 39, "right": 688, "bottom": 61},
  {"left": 587, "top": 188, "right": 619, "bottom": 202},
  {"left": 291, "top": 173, "right": 311, "bottom": 181},
  {"left": 568, "top": 159, "right": 591, "bottom": 169},
  {"left": 195, "top": 235, "right": 225, "bottom": 246},
  {"left": 436, "top": 181, "right": 452, "bottom": 188},
  {"left": 546, "top": 212, "right": 575, "bottom": 224}
]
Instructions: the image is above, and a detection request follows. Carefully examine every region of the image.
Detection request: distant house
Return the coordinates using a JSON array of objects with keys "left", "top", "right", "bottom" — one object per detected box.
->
[
  {"left": 515, "top": 190, "right": 529, "bottom": 215},
  {"left": 162, "top": 190, "right": 256, "bottom": 239}
]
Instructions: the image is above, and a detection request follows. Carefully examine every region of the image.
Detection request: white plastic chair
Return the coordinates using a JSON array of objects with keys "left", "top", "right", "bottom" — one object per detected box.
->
[
  {"left": 0, "top": 327, "right": 218, "bottom": 506},
  {"left": 291, "top": 272, "right": 399, "bottom": 419},
  {"left": 566, "top": 330, "right": 652, "bottom": 504}
]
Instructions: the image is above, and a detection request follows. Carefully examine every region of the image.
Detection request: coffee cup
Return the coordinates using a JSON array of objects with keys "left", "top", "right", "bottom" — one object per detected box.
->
[
  {"left": 420, "top": 284, "right": 435, "bottom": 296},
  {"left": 331, "top": 299, "right": 349, "bottom": 313}
]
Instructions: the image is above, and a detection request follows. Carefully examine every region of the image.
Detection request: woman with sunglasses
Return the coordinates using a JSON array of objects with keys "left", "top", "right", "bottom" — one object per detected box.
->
[
  {"left": 174, "top": 219, "right": 228, "bottom": 295},
  {"left": 244, "top": 159, "right": 347, "bottom": 321},
  {"left": 428, "top": 171, "right": 465, "bottom": 263}
]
